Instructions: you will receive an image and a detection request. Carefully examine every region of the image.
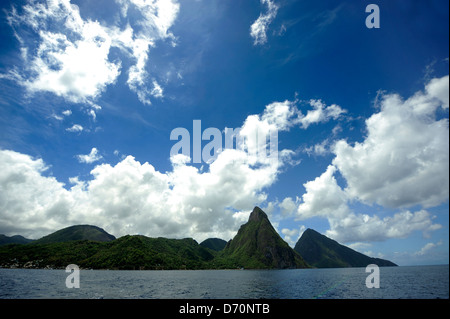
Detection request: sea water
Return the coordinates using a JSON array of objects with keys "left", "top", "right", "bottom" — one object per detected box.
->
[{"left": 0, "top": 265, "right": 448, "bottom": 299}]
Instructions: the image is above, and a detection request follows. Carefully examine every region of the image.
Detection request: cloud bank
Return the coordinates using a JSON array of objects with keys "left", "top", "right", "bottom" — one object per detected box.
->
[
  {"left": 2, "top": 99, "right": 341, "bottom": 240},
  {"left": 293, "top": 75, "right": 449, "bottom": 244},
  {"left": 0, "top": 71, "right": 447, "bottom": 252}
]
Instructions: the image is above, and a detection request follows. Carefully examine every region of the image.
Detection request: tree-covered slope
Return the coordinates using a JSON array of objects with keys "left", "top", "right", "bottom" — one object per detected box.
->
[
  {"left": 294, "top": 228, "right": 397, "bottom": 268},
  {"left": 0, "top": 207, "right": 313, "bottom": 270},
  {"left": 0, "top": 234, "right": 34, "bottom": 245},
  {"left": 215, "top": 207, "right": 309, "bottom": 269},
  {"left": 32, "top": 225, "right": 116, "bottom": 244},
  {"left": 0, "top": 235, "right": 216, "bottom": 270},
  {"left": 200, "top": 238, "right": 227, "bottom": 251}
]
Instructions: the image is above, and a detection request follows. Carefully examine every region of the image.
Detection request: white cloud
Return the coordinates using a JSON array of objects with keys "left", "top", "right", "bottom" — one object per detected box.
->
[
  {"left": 0, "top": 150, "right": 73, "bottom": 238},
  {"left": 76, "top": 148, "right": 103, "bottom": 164},
  {"left": 414, "top": 241, "right": 442, "bottom": 256},
  {"left": 279, "top": 197, "right": 297, "bottom": 217},
  {"left": 0, "top": 100, "right": 301, "bottom": 240},
  {"left": 88, "top": 109, "right": 97, "bottom": 121},
  {"left": 332, "top": 75, "right": 449, "bottom": 209},
  {"left": 250, "top": 0, "right": 279, "bottom": 45},
  {"left": 326, "top": 209, "right": 442, "bottom": 243},
  {"left": 297, "top": 165, "right": 350, "bottom": 220},
  {"left": 51, "top": 114, "right": 63, "bottom": 121},
  {"left": 150, "top": 80, "right": 164, "bottom": 98},
  {"left": 116, "top": 0, "right": 179, "bottom": 105},
  {"left": 5, "top": 0, "right": 180, "bottom": 106},
  {"left": 261, "top": 100, "right": 299, "bottom": 131},
  {"left": 304, "top": 139, "right": 330, "bottom": 157},
  {"left": 293, "top": 76, "right": 448, "bottom": 244},
  {"left": 125, "top": 37, "right": 154, "bottom": 105},
  {"left": 387, "top": 239, "right": 448, "bottom": 265},
  {"left": 66, "top": 124, "right": 83, "bottom": 133},
  {"left": 239, "top": 100, "right": 299, "bottom": 167},
  {"left": 238, "top": 98, "right": 345, "bottom": 167},
  {"left": 7, "top": 0, "right": 121, "bottom": 103},
  {"left": 295, "top": 165, "right": 442, "bottom": 243},
  {"left": 0, "top": 148, "right": 274, "bottom": 241},
  {"left": 298, "top": 99, "right": 346, "bottom": 129},
  {"left": 426, "top": 75, "right": 449, "bottom": 109},
  {"left": 281, "top": 225, "right": 306, "bottom": 247},
  {"left": 121, "top": 0, "right": 179, "bottom": 41}
]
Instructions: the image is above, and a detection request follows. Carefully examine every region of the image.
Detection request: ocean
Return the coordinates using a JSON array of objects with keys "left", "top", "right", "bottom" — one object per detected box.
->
[{"left": 0, "top": 265, "right": 448, "bottom": 299}]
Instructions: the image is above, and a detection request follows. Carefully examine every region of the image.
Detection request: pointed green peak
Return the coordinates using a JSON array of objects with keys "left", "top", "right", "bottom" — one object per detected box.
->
[
  {"left": 248, "top": 206, "right": 268, "bottom": 223},
  {"left": 217, "top": 206, "right": 310, "bottom": 269}
]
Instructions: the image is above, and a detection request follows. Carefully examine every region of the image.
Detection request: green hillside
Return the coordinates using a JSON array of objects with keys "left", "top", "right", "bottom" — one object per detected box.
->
[
  {"left": 0, "top": 234, "right": 34, "bottom": 245},
  {"left": 0, "top": 207, "right": 311, "bottom": 270},
  {"left": 200, "top": 238, "right": 227, "bottom": 251},
  {"left": 214, "top": 207, "right": 309, "bottom": 269},
  {"left": 32, "top": 225, "right": 116, "bottom": 244},
  {"left": 294, "top": 228, "right": 397, "bottom": 268},
  {"left": 0, "top": 235, "right": 215, "bottom": 270}
]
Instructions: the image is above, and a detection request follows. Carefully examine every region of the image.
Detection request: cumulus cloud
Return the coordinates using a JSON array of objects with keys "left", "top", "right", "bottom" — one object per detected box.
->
[
  {"left": 6, "top": 0, "right": 121, "bottom": 103},
  {"left": 237, "top": 98, "right": 345, "bottom": 169},
  {"left": 5, "top": 0, "right": 179, "bottom": 106},
  {"left": 111, "top": 0, "right": 179, "bottom": 105},
  {"left": 76, "top": 148, "right": 103, "bottom": 164},
  {"left": 414, "top": 241, "right": 442, "bottom": 256},
  {"left": 150, "top": 80, "right": 164, "bottom": 98},
  {"left": 250, "top": 0, "right": 279, "bottom": 45},
  {"left": 279, "top": 197, "right": 297, "bottom": 217},
  {"left": 425, "top": 75, "right": 449, "bottom": 109},
  {"left": 294, "top": 75, "right": 448, "bottom": 243},
  {"left": 0, "top": 100, "right": 302, "bottom": 240},
  {"left": 326, "top": 209, "right": 442, "bottom": 243},
  {"left": 66, "top": 124, "right": 83, "bottom": 133},
  {"left": 239, "top": 100, "right": 297, "bottom": 166},
  {"left": 0, "top": 150, "right": 72, "bottom": 238},
  {"left": 298, "top": 99, "right": 347, "bottom": 129},
  {"left": 2, "top": 97, "right": 339, "bottom": 240},
  {"left": 261, "top": 100, "right": 299, "bottom": 131},
  {"left": 281, "top": 225, "right": 306, "bottom": 247},
  {"left": 332, "top": 75, "right": 449, "bottom": 209},
  {"left": 304, "top": 139, "right": 330, "bottom": 157},
  {"left": 0, "top": 97, "right": 344, "bottom": 240},
  {"left": 239, "top": 99, "right": 346, "bottom": 162},
  {"left": 51, "top": 114, "right": 63, "bottom": 121},
  {"left": 0, "top": 147, "right": 276, "bottom": 241},
  {"left": 297, "top": 165, "right": 350, "bottom": 220},
  {"left": 295, "top": 165, "right": 442, "bottom": 243}
]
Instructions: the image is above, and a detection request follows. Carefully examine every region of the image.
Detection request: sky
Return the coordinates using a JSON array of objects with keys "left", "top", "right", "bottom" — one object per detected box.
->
[{"left": 0, "top": 0, "right": 448, "bottom": 266}]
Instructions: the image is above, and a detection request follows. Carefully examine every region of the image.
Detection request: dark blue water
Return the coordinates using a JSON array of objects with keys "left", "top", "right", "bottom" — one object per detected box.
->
[{"left": 0, "top": 265, "right": 448, "bottom": 299}]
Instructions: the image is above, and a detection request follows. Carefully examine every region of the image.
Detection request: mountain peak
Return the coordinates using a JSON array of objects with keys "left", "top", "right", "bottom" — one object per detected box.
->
[
  {"left": 33, "top": 225, "right": 116, "bottom": 244},
  {"left": 294, "top": 228, "right": 397, "bottom": 268},
  {"left": 218, "top": 207, "right": 309, "bottom": 269},
  {"left": 248, "top": 206, "right": 268, "bottom": 222}
]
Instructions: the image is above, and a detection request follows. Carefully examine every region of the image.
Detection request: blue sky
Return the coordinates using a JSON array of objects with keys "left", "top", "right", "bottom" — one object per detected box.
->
[{"left": 0, "top": 0, "right": 448, "bottom": 266}]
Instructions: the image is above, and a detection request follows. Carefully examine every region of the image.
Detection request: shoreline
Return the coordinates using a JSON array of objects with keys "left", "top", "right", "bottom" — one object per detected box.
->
[{"left": 2, "top": 264, "right": 446, "bottom": 271}]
